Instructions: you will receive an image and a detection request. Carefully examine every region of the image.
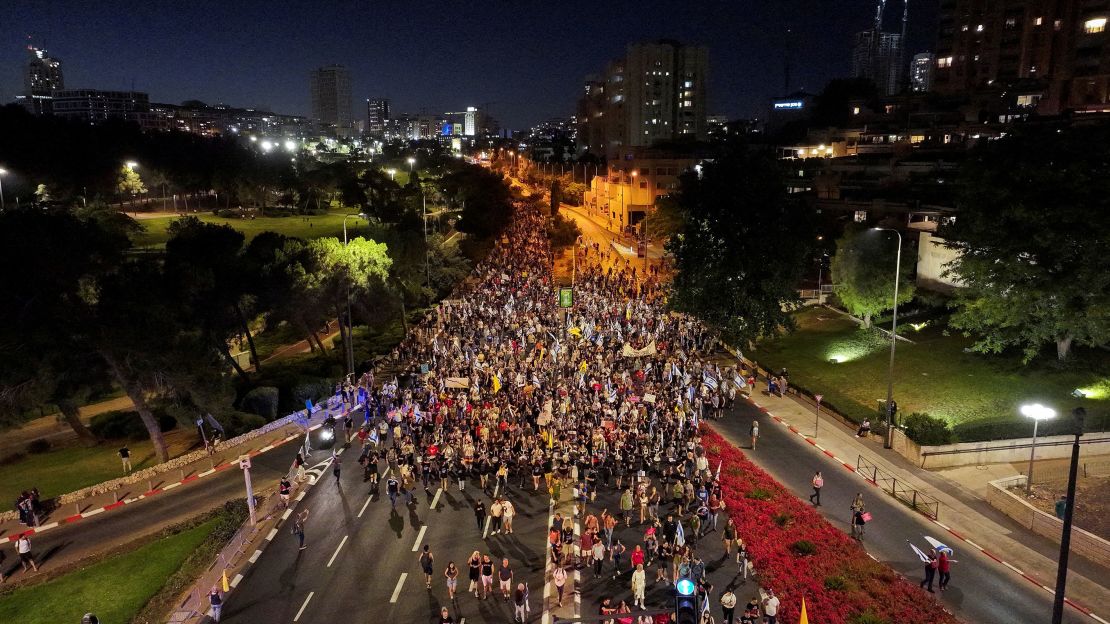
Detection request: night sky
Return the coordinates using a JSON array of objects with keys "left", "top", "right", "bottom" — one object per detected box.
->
[{"left": 2, "top": 0, "right": 937, "bottom": 131}]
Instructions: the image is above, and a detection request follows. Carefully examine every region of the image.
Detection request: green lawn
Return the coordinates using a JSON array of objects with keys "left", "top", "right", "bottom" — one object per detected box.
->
[
  {"left": 0, "top": 435, "right": 183, "bottom": 503},
  {"left": 131, "top": 210, "right": 376, "bottom": 248},
  {"left": 0, "top": 518, "right": 217, "bottom": 624},
  {"left": 753, "top": 307, "right": 1110, "bottom": 440}
]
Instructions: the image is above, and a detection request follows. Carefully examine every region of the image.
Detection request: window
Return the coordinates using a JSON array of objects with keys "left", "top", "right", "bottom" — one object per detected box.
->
[
  {"left": 1054, "top": 19, "right": 1062, "bottom": 31},
  {"left": 639, "top": 168, "right": 649, "bottom": 175},
  {"left": 976, "top": 24, "right": 984, "bottom": 32},
  {"left": 1005, "top": 16, "right": 1017, "bottom": 28},
  {"left": 639, "top": 182, "right": 647, "bottom": 189},
  {"left": 937, "top": 56, "right": 954, "bottom": 68},
  {"left": 1016, "top": 94, "right": 1041, "bottom": 107},
  {"left": 1034, "top": 16, "right": 1043, "bottom": 26},
  {"left": 961, "top": 24, "right": 969, "bottom": 31},
  {"left": 853, "top": 211, "right": 868, "bottom": 223},
  {"left": 1085, "top": 18, "right": 1107, "bottom": 34},
  {"left": 852, "top": 106, "right": 861, "bottom": 115}
]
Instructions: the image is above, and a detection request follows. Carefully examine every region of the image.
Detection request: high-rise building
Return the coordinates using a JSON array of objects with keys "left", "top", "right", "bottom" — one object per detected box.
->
[
  {"left": 852, "top": 30, "right": 904, "bottom": 95},
  {"left": 933, "top": 0, "right": 1110, "bottom": 114},
  {"left": 576, "top": 40, "right": 709, "bottom": 160},
  {"left": 51, "top": 89, "right": 151, "bottom": 124},
  {"left": 310, "top": 65, "right": 352, "bottom": 137},
  {"left": 366, "top": 98, "right": 390, "bottom": 136},
  {"left": 911, "top": 52, "right": 936, "bottom": 92},
  {"left": 18, "top": 45, "right": 64, "bottom": 115}
]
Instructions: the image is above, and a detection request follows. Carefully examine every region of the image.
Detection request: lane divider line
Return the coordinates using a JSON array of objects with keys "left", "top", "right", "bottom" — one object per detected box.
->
[
  {"left": 358, "top": 495, "right": 373, "bottom": 518},
  {"left": 327, "top": 535, "right": 348, "bottom": 567},
  {"left": 412, "top": 525, "right": 428, "bottom": 552},
  {"left": 390, "top": 573, "right": 408, "bottom": 603},
  {"left": 293, "top": 591, "right": 314, "bottom": 622}
]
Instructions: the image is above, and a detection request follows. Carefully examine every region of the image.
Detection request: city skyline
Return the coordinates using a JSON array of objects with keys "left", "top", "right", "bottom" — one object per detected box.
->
[{"left": 1, "top": 0, "right": 938, "bottom": 129}]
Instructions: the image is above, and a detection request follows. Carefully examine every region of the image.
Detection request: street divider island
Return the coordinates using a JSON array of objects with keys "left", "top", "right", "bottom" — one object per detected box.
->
[{"left": 701, "top": 425, "right": 960, "bottom": 624}]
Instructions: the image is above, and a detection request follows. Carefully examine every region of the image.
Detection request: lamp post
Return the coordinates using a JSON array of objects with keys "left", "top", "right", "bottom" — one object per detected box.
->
[
  {"left": 1020, "top": 403, "right": 1056, "bottom": 495},
  {"left": 0, "top": 167, "right": 7, "bottom": 211},
  {"left": 387, "top": 168, "right": 396, "bottom": 181},
  {"left": 407, "top": 156, "right": 416, "bottom": 173},
  {"left": 872, "top": 227, "right": 903, "bottom": 448},
  {"left": 1052, "top": 408, "right": 1086, "bottom": 624},
  {"left": 572, "top": 234, "right": 585, "bottom": 288},
  {"left": 341, "top": 212, "right": 369, "bottom": 377}
]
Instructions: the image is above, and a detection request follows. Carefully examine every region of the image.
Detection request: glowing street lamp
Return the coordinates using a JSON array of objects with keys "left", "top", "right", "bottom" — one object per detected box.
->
[
  {"left": 284, "top": 139, "right": 297, "bottom": 152},
  {"left": 407, "top": 156, "right": 416, "bottom": 172},
  {"left": 387, "top": 168, "right": 397, "bottom": 181},
  {"left": 125, "top": 161, "right": 139, "bottom": 170},
  {"left": 872, "top": 226, "right": 903, "bottom": 448},
  {"left": 1021, "top": 403, "right": 1056, "bottom": 495}
]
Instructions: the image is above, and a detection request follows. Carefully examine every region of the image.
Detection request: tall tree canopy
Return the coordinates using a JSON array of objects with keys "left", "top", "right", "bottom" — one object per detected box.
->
[
  {"left": 940, "top": 125, "right": 1110, "bottom": 362},
  {"left": 830, "top": 226, "right": 915, "bottom": 329},
  {"left": 667, "top": 150, "right": 814, "bottom": 346}
]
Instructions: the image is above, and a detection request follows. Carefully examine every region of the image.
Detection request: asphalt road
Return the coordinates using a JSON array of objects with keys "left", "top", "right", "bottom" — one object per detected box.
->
[{"left": 714, "top": 396, "right": 1088, "bottom": 624}]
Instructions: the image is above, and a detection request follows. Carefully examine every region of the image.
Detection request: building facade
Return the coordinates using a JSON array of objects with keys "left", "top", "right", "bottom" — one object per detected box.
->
[
  {"left": 576, "top": 41, "right": 709, "bottom": 160},
  {"left": 18, "top": 45, "right": 64, "bottom": 115},
  {"left": 933, "top": 0, "right": 1110, "bottom": 114},
  {"left": 583, "top": 148, "right": 699, "bottom": 230},
  {"left": 852, "top": 29, "right": 905, "bottom": 95},
  {"left": 367, "top": 98, "right": 390, "bottom": 136},
  {"left": 51, "top": 89, "right": 152, "bottom": 124},
  {"left": 310, "top": 65, "right": 352, "bottom": 137},
  {"left": 911, "top": 52, "right": 936, "bottom": 91}
]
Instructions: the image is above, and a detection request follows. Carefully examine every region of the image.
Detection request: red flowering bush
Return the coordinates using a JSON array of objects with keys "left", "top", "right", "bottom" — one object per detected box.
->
[{"left": 702, "top": 426, "right": 960, "bottom": 624}]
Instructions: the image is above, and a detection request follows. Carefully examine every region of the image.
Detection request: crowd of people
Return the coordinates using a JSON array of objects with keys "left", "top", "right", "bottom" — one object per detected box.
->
[{"left": 332, "top": 203, "right": 778, "bottom": 623}]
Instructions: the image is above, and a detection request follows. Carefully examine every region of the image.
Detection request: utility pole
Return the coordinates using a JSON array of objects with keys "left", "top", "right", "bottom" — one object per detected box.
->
[
  {"left": 1051, "top": 408, "right": 1086, "bottom": 624},
  {"left": 239, "top": 455, "right": 256, "bottom": 526}
]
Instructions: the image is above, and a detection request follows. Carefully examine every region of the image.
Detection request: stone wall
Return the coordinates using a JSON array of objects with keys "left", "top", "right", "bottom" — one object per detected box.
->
[{"left": 986, "top": 475, "right": 1110, "bottom": 569}]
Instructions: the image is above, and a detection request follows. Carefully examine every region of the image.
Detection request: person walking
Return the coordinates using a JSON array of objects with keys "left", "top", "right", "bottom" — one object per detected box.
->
[
  {"left": 291, "top": 508, "right": 309, "bottom": 550},
  {"left": 762, "top": 588, "right": 780, "bottom": 624},
  {"left": 420, "top": 545, "right": 435, "bottom": 589},
  {"left": 15, "top": 534, "right": 38, "bottom": 572},
  {"left": 938, "top": 550, "right": 952, "bottom": 591},
  {"left": 552, "top": 564, "right": 568, "bottom": 607},
  {"left": 499, "top": 557, "right": 514, "bottom": 600},
  {"left": 749, "top": 421, "right": 759, "bottom": 449},
  {"left": 467, "top": 551, "right": 482, "bottom": 598},
  {"left": 437, "top": 606, "right": 456, "bottom": 624},
  {"left": 513, "top": 582, "right": 528, "bottom": 622},
  {"left": 333, "top": 458, "right": 342, "bottom": 486},
  {"left": 208, "top": 587, "right": 223, "bottom": 622},
  {"left": 920, "top": 548, "right": 938, "bottom": 593},
  {"left": 809, "top": 471, "right": 823, "bottom": 507},
  {"left": 850, "top": 493, "right": 866, "bottom": 540},
  {"left": 474, "top": 500, "right": 486, "bottom": 531},
  {"left": 502, "top": 499, "right": 516, "bottom": 534},
  {"left": 631, "top": 563, "right": 646, "bottom": 609},
  {"left": 490, "top": 498, "right": 504, "bottom": 534},
  {"left": 480, "top": 554, "right": 495, "bottom": 599},
  {"left": 387, "top": 474, "right": 400, "bottom": 508},
  {"left": 444, "top": 561, "right": 459, "bottom": 600},
  {"left": 119, "top": 446, "right": 132, "bottom": 473},
  {"left": 720, "top": 587, "right": 737, "bottom": 624},
  {"left": 279, "top": 477, "right": 292, "bottom": 508}
]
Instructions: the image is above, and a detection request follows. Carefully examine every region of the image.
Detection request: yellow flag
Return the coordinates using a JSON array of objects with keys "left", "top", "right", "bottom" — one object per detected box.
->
[
  {"left": 798, "top": 597, "right": 809, "bottom": 624},
  {"left": 221, "top": 570, "right": 230, "bottom": 592},
  {"left": 492, "top": 375, "right": 502, "bottom": 394}
]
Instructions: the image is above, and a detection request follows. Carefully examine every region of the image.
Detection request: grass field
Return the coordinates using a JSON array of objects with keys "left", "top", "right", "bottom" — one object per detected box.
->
[
  {"left": 0, "top": 428, "right": 197, "bottom": 504},
  {"left": 753, "top": 307, "right": 1110, "bottom": 440},
  {"left": 0, "top": 518, "right": 217, "bottom": 624},
  {"left": 131, "top": 210, "right": 376, "bottom": 248}
]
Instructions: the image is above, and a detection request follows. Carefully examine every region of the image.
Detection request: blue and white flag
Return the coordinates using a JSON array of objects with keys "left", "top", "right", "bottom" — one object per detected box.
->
[
  {"left": 675, "top": 521, "right": 686, "bottom": 547},
  {"left": 703, "top": 369, "right": 719, "bottom": 391}
]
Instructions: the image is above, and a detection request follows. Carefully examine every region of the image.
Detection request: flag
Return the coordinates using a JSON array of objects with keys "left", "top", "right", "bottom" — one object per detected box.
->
[
  {"left": 799, "top": 597, "right": 809, "bottom": 624},
  {"left": 675, "top": 520, "right": 686, "bottom": 547},
  {"left": 715, "top": 461, "right": 722, "bottom": 480},
  {"left": 492, "top": 375, "right": 502, "bottom": 394},
  {"left": 908, "top": 542, "right": 931, "bottom": 563},
  {"left": 221, "top": 570, "right": 230, "bottom": 592},
  {"left": 702, "top": 369, "right": 718, "bottom": 391}
]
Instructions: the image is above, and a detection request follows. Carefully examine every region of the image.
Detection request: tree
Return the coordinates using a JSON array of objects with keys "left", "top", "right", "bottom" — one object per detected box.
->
[
  {"left": 668, "top": 150, "right": 814, "bottom": 346},
  {"left": 830, "top": 227, "right": 915, "bottom": 329},
  {"left": 940, "top": 125, "right": 1110, "bottom": 362},
  {"left": 641, "top": 195, "right": 685, "bottom": 242},
  {"left": 308, "top": 237, "right": 393, "bottom": 355},
  {"left": 117, "top": 164, "right": 147, "bottom": 196}
]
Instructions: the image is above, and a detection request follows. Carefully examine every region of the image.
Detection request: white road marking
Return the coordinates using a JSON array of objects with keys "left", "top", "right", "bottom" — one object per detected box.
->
[
  {"left": 293, "top": 592, "right": 314, "bottom": 621},
  {"left": 163, "top": 482, "right": 181, "bottom": 490},
  {"left": 296, "top": 491, "right": 306, "bottom": 501},
  {"left": 259, "top": 444, "right": 274, "bottom": 452},
  {"left": 358, "top": 495, "right": 373, "bottom": 518},
  {"left": 198, "top": 469, "right": 215, "bottom": 477},
  {"left": 282, "top": 509, "right": 292, "bottom": 520},
  {"left": 327, "top": 535, "right": 348, "bottom": 567},
  {"left": 248, "top": 549, "right": 262, "bottom": 563},
  {"left": 82, "top": 508, "right": 104, "bottom": 518},
  {"left": 430, "top": 487, "right": 442, "bottom": 509},
  {"left": 36, "top": 522, "right": 58, "bottom": 531},
  {"left": 483, "top": 515, "right": 492, "bottom": 539},
  {"left": 265, "top": 528, "right": 278, "bottom": 541},
  {"left": 230, "top": 573, "right": 244, "bottom": 588},
  {"left": 390, "top": 573, "right": 408, "bottom": 603},
  {"left": 412, "top": 525, "right": 428, "bottom": 552}
]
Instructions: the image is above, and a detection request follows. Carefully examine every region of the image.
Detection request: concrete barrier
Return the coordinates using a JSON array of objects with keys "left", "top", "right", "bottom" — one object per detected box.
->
[
  {"left": 909, "top": 433, "right": 1110, "bottom": 469},
  {"left": 985, "top": 475, "right": 1110, "bottom": 569}
]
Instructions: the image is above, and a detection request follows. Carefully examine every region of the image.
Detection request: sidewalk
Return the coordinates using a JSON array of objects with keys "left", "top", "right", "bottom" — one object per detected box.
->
[{"left": 722, "top": 361, "right": 1110, "bottom": 614}]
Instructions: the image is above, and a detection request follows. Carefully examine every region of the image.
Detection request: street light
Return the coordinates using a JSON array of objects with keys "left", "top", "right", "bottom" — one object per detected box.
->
[
  {"left": 387, "top": 168, "right": 397, "bottom": 181},
  {"left": 0, "top": 167, "right": 7, "bottom": 211},
  {"left": 341, "top": 212, "right": 369, "bottom": 378},
  {"left": 125, "top": 161, "right": 139, "bottom": 170},
  {"left": 872, "top": 227, "right": 903, "bottom": 449},
  {"left": 1020, "top": 403, "right": 1056, "bottom": 495},
  {"left": 1052, "top": 408, "right": 1086, "bottom": 624},
  {"left": 407, "top": 157, "right": 416, "bottom": 172}
]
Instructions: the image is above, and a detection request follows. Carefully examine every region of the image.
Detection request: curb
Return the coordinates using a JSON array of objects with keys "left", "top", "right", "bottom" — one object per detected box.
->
[{"left": 742, "top": 395, "right": 1108, "bottom": 624}]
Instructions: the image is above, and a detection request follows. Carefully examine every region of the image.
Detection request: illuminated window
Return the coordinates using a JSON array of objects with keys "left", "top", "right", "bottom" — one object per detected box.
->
[
  {"left": 1016, "top": 94, "right": 1042, "bottom": 107},
  {"left": 937, "top": 56, "right": 954, "bottom": 68},
  {"left": 1085, "top": 18, "right": 1107, "bottom": 34},
  {"left": 961, "top": 24, "right": 969, "bottom": 31},
  {"left": 1054, "top": 19, "right": 1062, "bottom": 30},
  {"left": 1034, "top": 16, "right": 1043, "bottom": 26},
  {"left": 911, "top": 135, "right": 925, "bottom": 143},
  {"left": 976, "top": 24, "right": 984, "bottom": 32},
  {"left": 852, "top": 106, "right": 861, "bottom": 115}
]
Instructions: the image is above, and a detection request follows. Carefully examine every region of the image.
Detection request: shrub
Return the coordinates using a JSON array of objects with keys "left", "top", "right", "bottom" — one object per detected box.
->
[
  {"left": 217, "top": 411, "right": 267, "bottom": 438},
  {"left": 824, "top": 575, "right": 848, "bottom": 591},
  {"left": 292, "top": 378, "right": 333, "bottom": 407},
  {"left": 772, "top": 512, "right": 793, "bottom": 528},
  {"left": 903, "top": 412, "right": 954, "bottom": 446},
  {"left": 791, "top": 540, "right": 817, "bottom": 556},
  {"left": 26, "top": 439, "right": 52, "bottom": 454},
  {"left": 241, "top": 386, "right": 280, "bottom": 421},
  {"left": 746, "top": 488, "right": 774, "bottom": 501},
  {"left": 849, "top": 611, "right": 890, "bottom": 624},
  {"left": 90, "top": 408, "right": 178, "bottom": 440}
]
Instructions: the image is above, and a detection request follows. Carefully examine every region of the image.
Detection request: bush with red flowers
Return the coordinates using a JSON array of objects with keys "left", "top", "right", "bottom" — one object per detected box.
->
[{"left": 702, "top": 426, "right": 960, "bottom": 624}]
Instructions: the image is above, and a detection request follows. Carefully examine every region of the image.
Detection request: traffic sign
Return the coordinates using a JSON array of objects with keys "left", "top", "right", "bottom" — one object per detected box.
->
[
  {"left": 815, "top": 394, "right": 823, "bottom": 403},
  {"left": 558, "top": 287, "right": 573, "bottom": 308},
  {"left": 239, "top": 455, "right": 252, "bottom": 470}
]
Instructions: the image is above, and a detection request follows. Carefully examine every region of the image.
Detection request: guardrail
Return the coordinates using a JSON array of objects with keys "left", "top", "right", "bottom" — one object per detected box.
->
[{"left": 857, "top": 455, "right": 941, "bottom": 520}]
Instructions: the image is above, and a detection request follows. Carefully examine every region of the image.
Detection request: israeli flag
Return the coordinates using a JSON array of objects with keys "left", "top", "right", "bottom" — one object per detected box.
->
[
  {"left": 703, "top": 370, "right": 718, "bottom": 391},
  {"left": 675, "top": 521, "right": 686, "bottom": 547}
]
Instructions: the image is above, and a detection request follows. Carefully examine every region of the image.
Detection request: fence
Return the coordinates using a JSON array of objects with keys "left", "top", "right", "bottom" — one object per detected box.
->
[
  {"left": 856, "top": 455, "right": 941, "bottom": 520},
  {"left": 1031, "top": 458, "right": 1110, "bottom": 485}
]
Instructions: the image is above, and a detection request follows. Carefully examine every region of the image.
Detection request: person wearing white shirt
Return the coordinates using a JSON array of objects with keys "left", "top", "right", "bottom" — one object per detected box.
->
[{"left": 630, "top": 563, "right": 646, "bottom": 609}]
